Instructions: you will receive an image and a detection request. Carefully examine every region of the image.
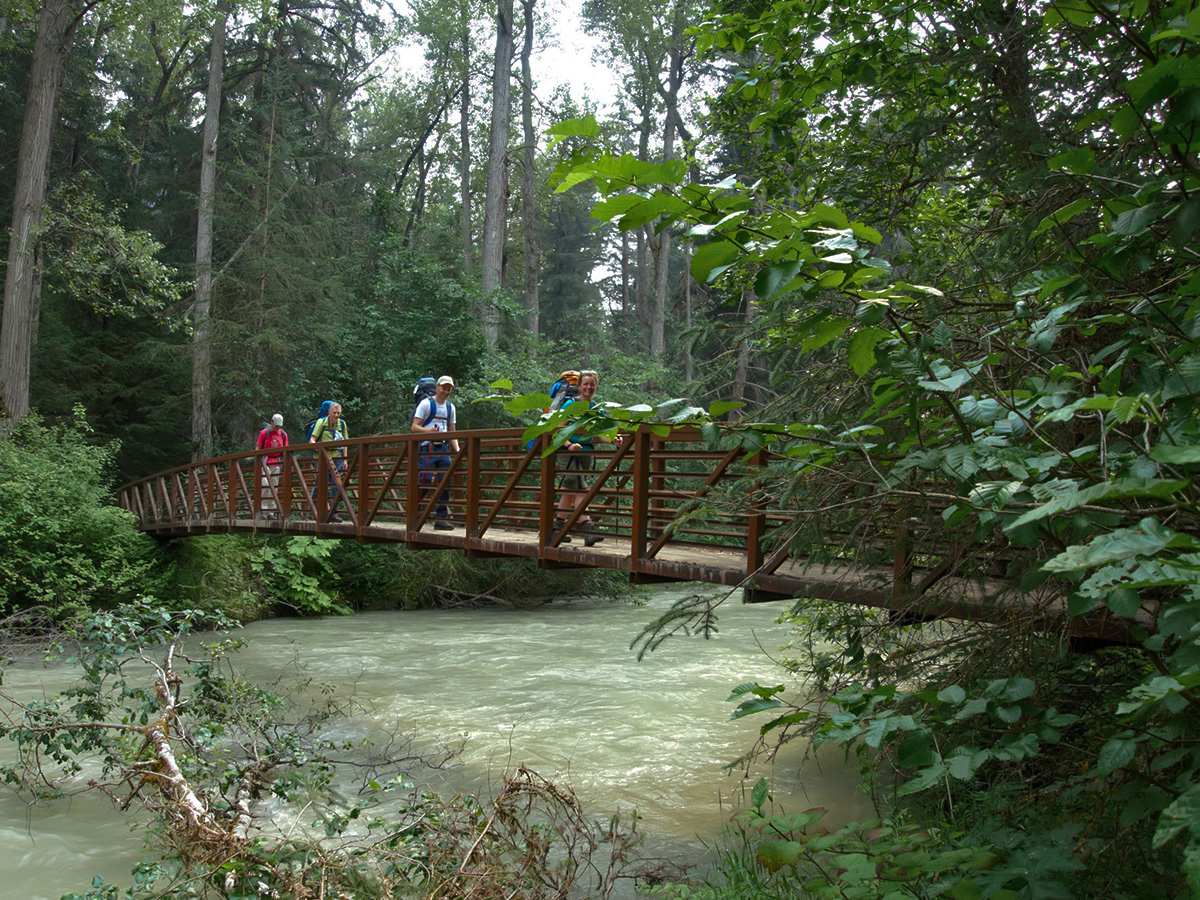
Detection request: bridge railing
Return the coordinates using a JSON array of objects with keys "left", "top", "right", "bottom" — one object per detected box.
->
[{"left": 117, "top": 426, "right": 799, "bottom": 586}]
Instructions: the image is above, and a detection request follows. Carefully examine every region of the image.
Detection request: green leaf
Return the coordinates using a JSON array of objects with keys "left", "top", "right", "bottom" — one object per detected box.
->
[
  {"left": 751, "top": 776, "right": 769, "bottom": 810},
  {"left": 755, "top": 260, "right": 806, "bottom": 299},
  {"left": 800, "top": 317, "right": 852, "bottom": 353},
  {"left": 1151, "top": 444, "right": 1200, "bottom": 464},
  {"left": 897, "top": 762, "right": 947, "bottom": 795},
  {"left": 1048, "top": 148, "right": 1095, "bottom": 175},
  {"left": 545, "top": 115, "right": 600, "bottom": 144},
  {"left": 1097, "top": 735, "right": 1138, "bottom": 775},
  {"left": 1035, "top": 197, "right": 1095, "bottom": 235},
  {"left": 1043, "top": 519, "right": 1200, "bottom": 571},
  {"left": 692, "top": 240, "right": 740, "bottom": 283},
  {"left": 1106, "top": 587, "right": 1142, "bottom": 617},
  {"left": 709, "top": 400, "right": 746, "bottom": 417},
  {"left": 936, "top": 685, "right": 966, "bottom": 705},
  {"left": 731, "top": 697, "right": 783, "bottom": 719},
  {"left": 918, "top": 368, "right": 972, "bottom": 392},
  {"left": 1006, "top": 479, "right": 1187, "bottom": 530},
  {"left": 757, "top": 839, "right": 804, "bottom": 873},
  {"left": 847, "top": 327, "right": 893, "bottom": 376},
  {"left": 1154, "top": 783, "right": 1200, "bottom": 849}
]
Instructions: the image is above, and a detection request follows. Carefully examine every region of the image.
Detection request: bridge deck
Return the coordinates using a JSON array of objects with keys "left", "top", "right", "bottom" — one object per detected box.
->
[{"left": 119, "top": 426, "right": 1138, "bottom": 644}]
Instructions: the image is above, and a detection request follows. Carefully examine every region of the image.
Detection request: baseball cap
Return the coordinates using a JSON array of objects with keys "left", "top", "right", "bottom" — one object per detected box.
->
[
  {"left": 272, "top": 413, "right": 284, "bottom": 426},
  {"left": 437, "top": 376, "right": 455, "bottom": 387}
]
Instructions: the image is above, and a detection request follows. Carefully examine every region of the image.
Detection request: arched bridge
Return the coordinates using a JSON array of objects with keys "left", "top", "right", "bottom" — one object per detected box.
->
[{"left": 118, "top": 426, "right": 1135, "bottom": 644}]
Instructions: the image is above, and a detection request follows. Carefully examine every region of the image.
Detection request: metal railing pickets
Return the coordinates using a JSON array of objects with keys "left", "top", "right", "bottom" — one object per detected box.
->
[{"left": 116, "top": 425, "right": 1138, "bottom": 644}]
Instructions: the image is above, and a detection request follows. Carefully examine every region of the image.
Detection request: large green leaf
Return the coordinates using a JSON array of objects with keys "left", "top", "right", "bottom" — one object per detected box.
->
[
  {"left": 1154, "top": 782, "right": 1200, "bottom": 849},
  {"left": 1006, "top": 480, "right": 1187, "bottom": 529},
  {"left": 847, "top": 327, "right": 893, "bottom": 376},
  {"left": 691, "top": 240, "right": 740, "bottom": 283},
  {"left": 757, "top": 840, "right": 804, "bottom": 873}
]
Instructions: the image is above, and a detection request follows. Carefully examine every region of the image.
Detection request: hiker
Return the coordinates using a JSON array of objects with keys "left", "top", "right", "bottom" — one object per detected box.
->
[
  {"left": 555, "top": 370, "right": 618, "bottom": 547},
  {"left": 255, "top": 413, "right": 288, "bottom": 520},
  {"left": 309, "top": 401, "right": 349, "bottom": 522},
  {"left": 411, "top": 375, "right": 459, "bottom": 530}
]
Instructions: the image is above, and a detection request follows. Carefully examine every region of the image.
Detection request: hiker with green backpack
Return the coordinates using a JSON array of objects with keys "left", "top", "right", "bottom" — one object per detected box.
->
[{"left": 309, "top": 401, "right": 350, "bottom": 522}]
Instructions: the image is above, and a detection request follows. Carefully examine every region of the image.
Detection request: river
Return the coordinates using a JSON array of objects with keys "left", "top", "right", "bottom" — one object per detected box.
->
[{"left": 1, "top": 586, "right": 873, "bottom": 899}]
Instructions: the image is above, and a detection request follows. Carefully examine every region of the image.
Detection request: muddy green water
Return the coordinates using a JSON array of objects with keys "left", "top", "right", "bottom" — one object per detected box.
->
[{"left": 1, "top": 587, "right": 873, "bottom": 899}]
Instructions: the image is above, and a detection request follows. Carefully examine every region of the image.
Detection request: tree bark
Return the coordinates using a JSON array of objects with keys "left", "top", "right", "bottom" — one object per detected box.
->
[
  {"left": 649, "top": 0, "right": 687, "bottom": 364},
  {"left": 0, "top": 0, "right": 80, "bottom": 429},
  {"left": 480, "top": 0, "right": 513, "bottom": 346},
  {"left": 519, "top": 0, "right": 539, "bottom": 339},
  {"left": 460, "top": 12, "right": 473, "bottom": 273},
  {"left": 192, "top": 5, "right": 226, "bottom": 460},
  {"left": 683, "top": 243, "right": 692, "bottom": 384}
]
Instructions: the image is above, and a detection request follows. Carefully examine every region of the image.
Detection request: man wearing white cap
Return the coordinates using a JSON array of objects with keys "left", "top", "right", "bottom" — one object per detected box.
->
[
  {"left": 411, "top": 376, "right": 459, "bottom": 530},
  {"left": 256, "top": 414, "right": 288, "bottom": 520}
]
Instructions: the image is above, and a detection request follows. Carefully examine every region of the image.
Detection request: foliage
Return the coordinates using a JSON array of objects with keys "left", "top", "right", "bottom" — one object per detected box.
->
[
  {"left": 543, "top": 0, "right": 1200, "bottom": 895},
  {"left": 43, "top": 179, "right": 189, "bottom": 326},
  {"left": 248, "top": 536, "right": 351, "bottom": 616},
  {"left": 0, "top": 409, "right": 170, "bottom": 615}
]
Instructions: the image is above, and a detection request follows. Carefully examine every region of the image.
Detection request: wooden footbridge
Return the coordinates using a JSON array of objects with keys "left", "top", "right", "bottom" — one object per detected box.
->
[{"left": 118, "top": 426, "right": 1136, "bottom": 644}]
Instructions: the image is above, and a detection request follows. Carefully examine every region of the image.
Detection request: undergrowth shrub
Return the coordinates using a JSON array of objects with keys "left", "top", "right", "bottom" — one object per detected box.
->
[
  {"left": 172, "top": 534, "right": 634, "bottom": 621},
  {"left": 0, "top": 408, "right": 170, "bottom": 614}
]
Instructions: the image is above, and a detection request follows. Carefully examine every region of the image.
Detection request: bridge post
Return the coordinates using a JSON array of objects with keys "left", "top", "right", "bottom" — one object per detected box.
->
[
  {"left": 205, "top": 462, "right": 217, "bottom": 525},
  {"left": 315, "top": 451, "right": 328, "bottom": 527},
  {"left": 466, "top": 435, "right": 482, "bottom": 537},
  {"left": 253, "top": 455, "right": 264, "bottom": 522},
  {"left": 280, "top": 447, "right": 293, "bottom": 520},
  {"left": 406, "top": 440, "right": 420, "bottom": 535},
  {"left": 746, "top": 449, "right": 766, "bottom": 580},
  {"left": 539, "top": 435, "right": 556, "bottom": 547},
  {"left": 629, "top": 427, "right": 651, "bottom": 570},
  {"left": 354, "top": 444, "right": 366, "bottom": 526}
]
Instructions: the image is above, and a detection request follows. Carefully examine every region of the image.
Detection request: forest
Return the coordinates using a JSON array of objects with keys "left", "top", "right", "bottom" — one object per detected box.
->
[{"left": 3, "top": 0, "right": 1200, "bottom": 896}]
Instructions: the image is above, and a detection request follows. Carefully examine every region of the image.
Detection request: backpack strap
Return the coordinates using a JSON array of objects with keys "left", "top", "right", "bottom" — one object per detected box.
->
[{"left": 422, "top": 399, "right": 453, "bottom": 429}]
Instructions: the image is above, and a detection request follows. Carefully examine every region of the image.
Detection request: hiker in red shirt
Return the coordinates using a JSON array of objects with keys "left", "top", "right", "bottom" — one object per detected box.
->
[{"left": 256, "top": 414, "right": 288, "bottom": 520}]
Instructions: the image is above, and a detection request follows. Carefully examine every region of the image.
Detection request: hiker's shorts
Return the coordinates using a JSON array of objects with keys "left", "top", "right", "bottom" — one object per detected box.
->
[{"left": 558, "top": 452, "right": 593, "bottom": 493}]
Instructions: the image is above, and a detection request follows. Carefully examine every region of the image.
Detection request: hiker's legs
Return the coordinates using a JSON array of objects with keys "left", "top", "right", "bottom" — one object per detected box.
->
[
  {"left": 419, "top": 450, "right": 451, "bottom": 520},
  {"left": 262, "top": 463, "right": 280, "bottom": 517},
  {"left": 326, "top": 459, "right": 346, "bottom": 519},
  {"left": 431, "top": 454, "right": 451, "bottom": 517}
]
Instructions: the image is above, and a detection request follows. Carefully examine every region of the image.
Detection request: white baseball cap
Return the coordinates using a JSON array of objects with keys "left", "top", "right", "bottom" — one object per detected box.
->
[
  {"left": 272, "top": 413, "right": 283, "bottom": 426},
  {"left": 437, "top": 375, "right": 455, "bottom": 387}
]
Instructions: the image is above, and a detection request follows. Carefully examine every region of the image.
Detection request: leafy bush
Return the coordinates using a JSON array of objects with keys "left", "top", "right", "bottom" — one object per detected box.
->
[{"left": 0, "top": 409, "right": 170, "bottom": 614}]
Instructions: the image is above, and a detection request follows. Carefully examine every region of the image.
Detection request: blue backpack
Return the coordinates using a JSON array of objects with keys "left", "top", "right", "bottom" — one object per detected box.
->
[
  {"left": 547, "top": 370, "right": 580, "bottom": 413},
  {"left": 413, "top": 379, "right": 454, "bottom": 428},
  {"left": 305, "top": 400, "right": 333, "bottom": 440}
]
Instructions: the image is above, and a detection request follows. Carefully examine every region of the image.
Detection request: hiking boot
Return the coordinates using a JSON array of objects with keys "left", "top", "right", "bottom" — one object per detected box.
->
[
  {"left": 553, "top": 517, "right": 573, "bottom": 542},
  {"left": 434, "top": 519, "right": 454, "bottom": 531},
  {"left": 330, "top": 514, "right": 343, "bottom": 523},
  {"left": 579, "top": 520, "right": 604, "bottom": 547}
]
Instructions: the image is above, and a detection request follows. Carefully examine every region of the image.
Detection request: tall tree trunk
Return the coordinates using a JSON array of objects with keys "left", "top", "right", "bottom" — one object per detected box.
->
[
  {"left": 480, "top": 0, "right": 514, "bottom": 346},
  {"left": 192, "top": 5, "right": 226, "bottom": 460},
  {"left": 683, "top": 243, "right": 692, "bottom": 383},
  {"left": 459, "top": 13, "right": 472, "bottom": 272},
  {"left": 732, "top": 286, "right": 755, "bottom": 411},
  {"left": 519, "top": 0, "right": 538, "bottom": 340},
  {"left": 634, "top": 114, "right": 651, "bottom": 345},
  {"left": 0, "top": 0, "right": 80, "bottom": 429},
  {"left": 620, "top": 230, "right": 631, "bottom": 342},
  {"left": 649, "top": 1, "right": 687, "bottom": 364}
]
